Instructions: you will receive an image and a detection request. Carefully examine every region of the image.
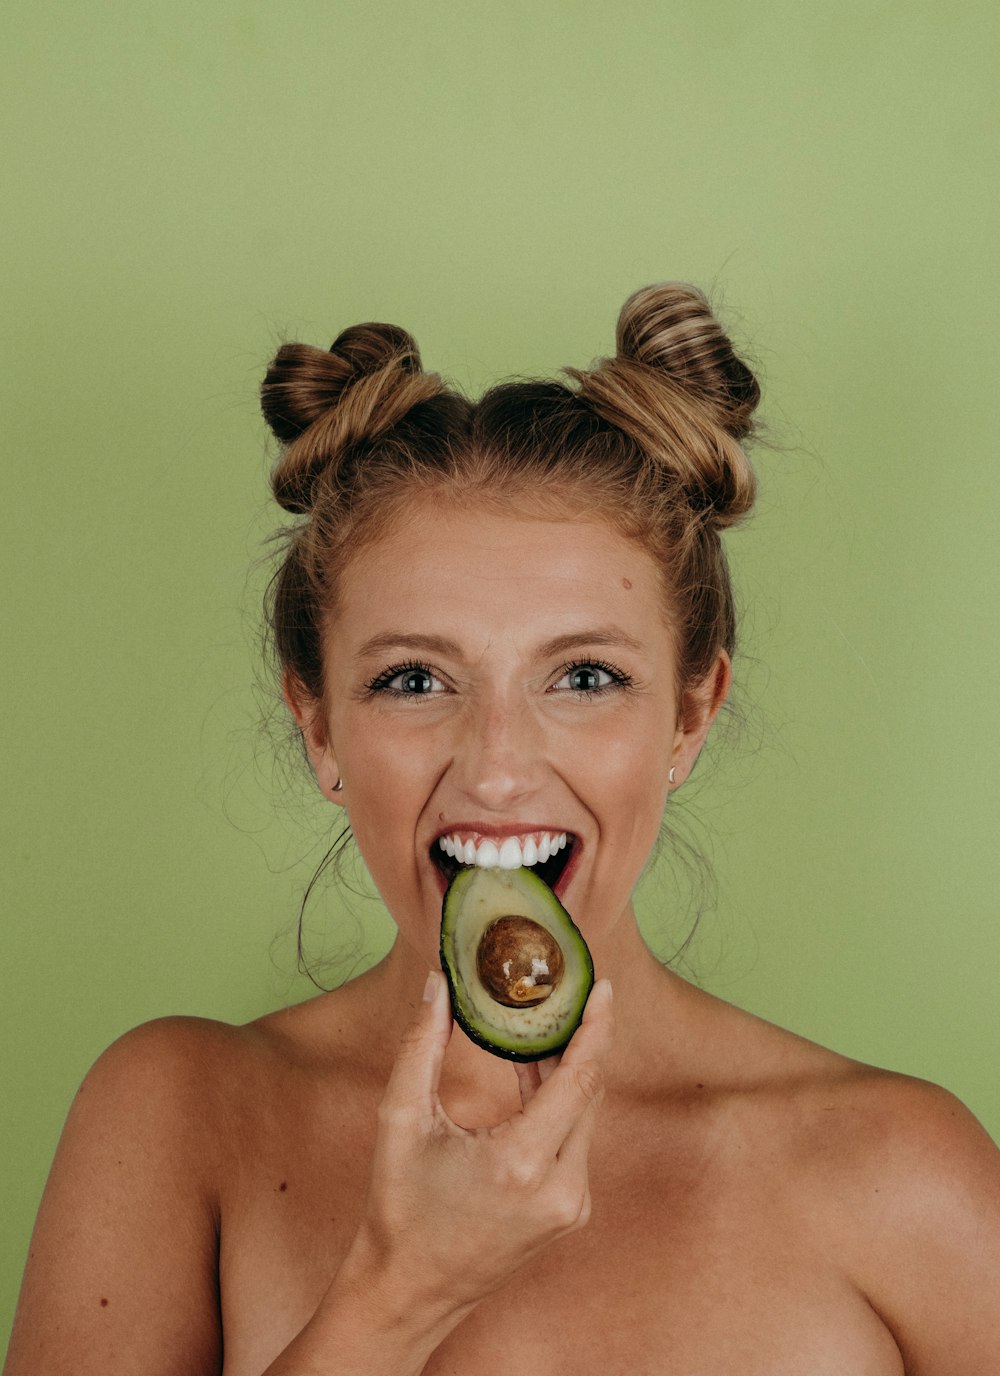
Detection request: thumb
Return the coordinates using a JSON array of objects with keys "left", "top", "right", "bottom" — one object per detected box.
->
[
  {"left": 380, "top": 971, "right": 452, "bottom": 1120},
  {"left": 518, "top": 978, "right": 614, "bottom": 1150}
]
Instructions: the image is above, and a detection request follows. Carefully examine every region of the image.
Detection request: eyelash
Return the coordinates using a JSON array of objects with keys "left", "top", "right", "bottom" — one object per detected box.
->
[
  {"left": 552, "top": 658, "right": 634, "bottom": 697},
  {"left": 364, "top": 660, "right": 441, "bottom": 698},
  {"left": 364, "top": 657, "right": 634, "bottom": 700}
]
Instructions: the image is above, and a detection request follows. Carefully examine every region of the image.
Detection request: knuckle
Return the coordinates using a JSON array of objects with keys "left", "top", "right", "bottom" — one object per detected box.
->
[
  {"left": 546, "top": 1186, "right": 587, "bottom": 1232},
  {"left": 501, "top": 1153, "right": 543, "bottom": 1192},
  {"left": 569, "top": 1062, "right": 602, "bottom": 1105},
  {"left": 396, "top": 1021, "right": 427, "bottom": 1057}
]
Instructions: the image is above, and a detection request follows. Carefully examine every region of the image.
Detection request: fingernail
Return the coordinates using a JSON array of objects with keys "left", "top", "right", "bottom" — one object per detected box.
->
[
  {"left": 598, "top": 977, "right": 613, "bottom": 1003},
  {"left": 423, "top": 971, "right": 439, "bottom": 1003}
]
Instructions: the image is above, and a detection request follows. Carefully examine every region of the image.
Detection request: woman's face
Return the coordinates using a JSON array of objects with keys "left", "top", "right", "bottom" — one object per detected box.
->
[{"left": 293, "top": 498, "right": 727, "bottom": 966}]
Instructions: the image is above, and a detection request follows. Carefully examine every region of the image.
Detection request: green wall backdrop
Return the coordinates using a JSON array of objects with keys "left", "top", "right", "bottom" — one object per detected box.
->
[{"left": 3, "top": 0, "right": 998, "bottom": 1342}]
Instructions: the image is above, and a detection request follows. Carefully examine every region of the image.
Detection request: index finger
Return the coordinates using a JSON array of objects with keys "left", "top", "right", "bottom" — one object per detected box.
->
[{"left": 380, "top": 971, "right": 453, "bottom": 1121}]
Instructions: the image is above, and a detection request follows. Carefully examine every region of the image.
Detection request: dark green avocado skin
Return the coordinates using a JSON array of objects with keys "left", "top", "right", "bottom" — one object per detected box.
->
[
  {"left": 439, "top": 867, "right": 595, "bottom": 1063},
  {"left": 447, "top": 998, "right": 556, "bottom": 1063}
]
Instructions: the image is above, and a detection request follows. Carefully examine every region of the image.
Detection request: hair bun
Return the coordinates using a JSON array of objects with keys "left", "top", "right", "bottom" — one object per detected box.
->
[
  {"left": 566, "top": 282, "right": 760, "bottom": 527},
  {"left": 262, "top": 322, "right": 444, "bottom": 515},
  {"left": 261, "top": 323, "right": 421, "bottom": 445},
  {"left": 616, "top": 282, "right": 760, "bottom": 442}
]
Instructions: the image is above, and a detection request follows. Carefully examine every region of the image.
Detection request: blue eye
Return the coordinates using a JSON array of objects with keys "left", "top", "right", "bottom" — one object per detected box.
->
[
  {"left": 552, "top": 660, "right": 631, "bottom": 695},
  {"left": 366, "top": 661, "right": 445, "bottom": 697},
  {"left": 394, "top": 668, "right": 436, "bottom": 694},
  {"left": 566, "top": 665, "right": 610, "bottom": 691}
]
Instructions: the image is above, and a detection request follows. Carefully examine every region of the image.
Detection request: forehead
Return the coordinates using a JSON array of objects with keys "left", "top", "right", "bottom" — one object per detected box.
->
[{"left": 332, "top": 500, "right": 672, "bottom": 648}]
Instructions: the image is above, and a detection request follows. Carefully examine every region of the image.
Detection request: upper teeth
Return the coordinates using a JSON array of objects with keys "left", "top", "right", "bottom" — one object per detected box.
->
[{"left": 437, "top": 831, "right": 569, "bottom": 870}]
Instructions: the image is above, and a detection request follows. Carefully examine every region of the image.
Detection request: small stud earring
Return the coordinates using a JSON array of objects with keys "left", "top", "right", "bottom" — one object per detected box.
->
[
  {"left": 668, "top": 767, "right": 677, "bottom": 785},
  {"left": 331, "top": 777, "right": 344, "bottom": 793}
]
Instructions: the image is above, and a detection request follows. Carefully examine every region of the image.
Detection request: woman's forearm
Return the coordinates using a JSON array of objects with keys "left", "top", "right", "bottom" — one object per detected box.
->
[{"left": 258, "top": 1236, "right": 473, "bottom": 1376}]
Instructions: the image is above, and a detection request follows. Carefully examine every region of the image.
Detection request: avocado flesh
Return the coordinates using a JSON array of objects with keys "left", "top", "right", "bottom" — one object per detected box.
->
[{"left": 440, "top": 865, "right": 594, "bottom": 1062}]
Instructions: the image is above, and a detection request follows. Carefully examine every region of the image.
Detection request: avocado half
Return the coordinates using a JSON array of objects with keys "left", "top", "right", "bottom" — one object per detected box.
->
[{"left": 440, "top": 865, "right": 594, "bottom": 1062}]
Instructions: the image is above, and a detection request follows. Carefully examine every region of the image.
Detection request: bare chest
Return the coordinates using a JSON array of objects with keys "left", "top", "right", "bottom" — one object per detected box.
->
[{"left": 216, "top": 1102, "right": 903, "bottom": 1376}]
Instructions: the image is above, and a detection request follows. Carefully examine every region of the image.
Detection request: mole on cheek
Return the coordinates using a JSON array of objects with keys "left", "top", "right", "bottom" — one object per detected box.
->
[
  {"left": 100, "top": 1297, "right": 109, "bottom": 1308},
  {"left": 622, "top": 577, "right": 632, "bottom": 590}
]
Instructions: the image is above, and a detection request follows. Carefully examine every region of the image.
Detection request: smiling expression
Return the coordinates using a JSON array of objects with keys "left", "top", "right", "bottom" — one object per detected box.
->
[{"left": 291, "top": 496, "right": 726, "bottom": 967}]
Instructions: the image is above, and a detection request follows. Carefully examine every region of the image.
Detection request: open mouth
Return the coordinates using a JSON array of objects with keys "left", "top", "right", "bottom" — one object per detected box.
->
[{"left": 431, "top": 830, "right": 578, "bottom": 895}]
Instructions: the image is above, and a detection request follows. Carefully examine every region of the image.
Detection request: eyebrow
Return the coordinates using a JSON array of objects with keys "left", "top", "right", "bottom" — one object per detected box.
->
[{"left": 355, "top": 627, "right": 647, "bottom": 661}]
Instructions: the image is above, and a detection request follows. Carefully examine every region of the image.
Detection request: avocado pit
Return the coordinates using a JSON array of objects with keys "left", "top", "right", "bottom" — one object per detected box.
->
[{"left": 476, "top": 915, "right": 565, "bottom": 1007}]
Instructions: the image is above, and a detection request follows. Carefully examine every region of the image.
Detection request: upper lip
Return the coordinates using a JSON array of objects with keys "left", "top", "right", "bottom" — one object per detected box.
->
[{"left": 429, "top": 822, "right": 579, "bottom": 848}]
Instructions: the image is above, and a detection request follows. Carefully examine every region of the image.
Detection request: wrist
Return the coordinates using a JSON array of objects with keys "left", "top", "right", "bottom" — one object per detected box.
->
[
  {"left": 334, "top": 1222, "right": 476, "bottom": 1341},
  {"left": 270, "top": 1222, "right": 477, "bottom": 1376}
]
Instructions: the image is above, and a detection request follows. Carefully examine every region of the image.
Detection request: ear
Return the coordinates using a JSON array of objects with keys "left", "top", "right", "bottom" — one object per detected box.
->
[
  {"left": 282, "top": 669, "right": 344, "bottom": 805},
  {"left": 669, "top": 651, "right": 731, "bottom": 789}
]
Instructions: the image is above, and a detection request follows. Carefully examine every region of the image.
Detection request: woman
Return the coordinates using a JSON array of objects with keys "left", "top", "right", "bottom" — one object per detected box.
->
[{"left": 6, "top": 284, "right": 1000, "bottom": 1374}]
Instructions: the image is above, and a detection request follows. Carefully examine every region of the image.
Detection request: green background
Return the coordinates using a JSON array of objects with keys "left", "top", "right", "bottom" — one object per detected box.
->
[{"left": 2, "top": 0, "right": 998, "bottom": 1343}]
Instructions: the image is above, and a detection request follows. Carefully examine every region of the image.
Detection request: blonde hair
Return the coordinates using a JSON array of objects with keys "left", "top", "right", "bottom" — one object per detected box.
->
[{"left": 261, "top": 283, "right": 760, "bottom": 705}]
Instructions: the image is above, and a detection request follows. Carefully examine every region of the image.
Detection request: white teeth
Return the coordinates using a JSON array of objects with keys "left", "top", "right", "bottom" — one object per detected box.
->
[
  {"left": 476, "top": 839, "right": 500, "bottom": 868},
  {"left": 497, "top": 837, "right": 523, "bottom": 869},
  {"left": 437, "top": 830, "right": 573, "bottom": 871}
]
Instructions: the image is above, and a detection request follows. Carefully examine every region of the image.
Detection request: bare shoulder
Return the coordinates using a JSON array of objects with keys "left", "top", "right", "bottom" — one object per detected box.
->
[
  {"left": 713, "top": 997, "right": 1000, "bottom": 1224},
  {"left": 775, "top": 1043, "right": 1000, "bottom": 1229},
  {"left": 63, "top": 992, "right": 374, "bottom": 1163},
  {"left": 5, "top": 1013, "right": 293, "bottom": 1376},
  {"left": 808, "top": 1065, "right": 1000, "bottom": 1370},
  {"left": 751, "top": 1016, "right": 1000, "bottom": 1209},
  {"left": 718, "top": 1003, "right": 1000, "bottom": 1370},
  {"left": 78, "top": 1011, "right": 252, "bottom": 1106},
  {"left": 32, "top": 1012, "right": 253, "bottom": 1199},
  {"left": 59, "top": 1012, "right": 275, "bottom": 1175},
  {"left": 689, "top": 987, "right": 997, "bottom": 1166}
]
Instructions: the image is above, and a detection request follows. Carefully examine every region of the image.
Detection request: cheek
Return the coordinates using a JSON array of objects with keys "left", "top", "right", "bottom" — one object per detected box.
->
[
  {"left": 586, "top": 709, "right": 674, "bottom": 788},
  {"left": 344, "top": 790, "right": 430, "bottom": 944},
  {"left": 337, "top": 722, "right": 435, "bottom": 889},
  {"left": 339, "top": 707, "right": 435, "bottom": 795},
  {"left": 586, "top": 718, "right": 673, "bottom": 854}
]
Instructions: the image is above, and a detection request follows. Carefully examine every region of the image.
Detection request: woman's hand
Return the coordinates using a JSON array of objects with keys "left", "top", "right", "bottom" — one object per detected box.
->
[{"left": 343, "top": 971, "right": 615, "bottom": 1324}]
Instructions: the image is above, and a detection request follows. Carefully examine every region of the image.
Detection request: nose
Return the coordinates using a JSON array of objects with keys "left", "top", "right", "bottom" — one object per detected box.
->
[{"left": 451, "top": 693, "right": 545, "bottom": 813}]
